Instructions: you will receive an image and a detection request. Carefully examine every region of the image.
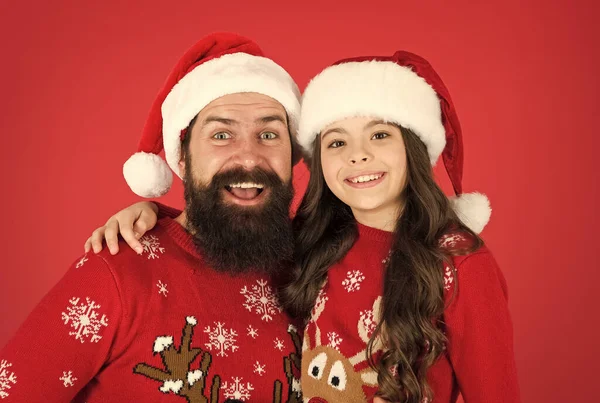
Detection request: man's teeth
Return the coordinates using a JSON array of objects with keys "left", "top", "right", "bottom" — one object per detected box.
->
[
  {"left": 229, "top": 182, "right": 264, "bottom": 189},
  {"left": 350, "top": 174, "right": 382, "bottom": 184}
]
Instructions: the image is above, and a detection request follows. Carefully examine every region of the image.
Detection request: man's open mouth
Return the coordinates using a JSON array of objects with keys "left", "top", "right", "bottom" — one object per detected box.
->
[{"left": 224, "top": 182, "right": 265, "bottom": 200}]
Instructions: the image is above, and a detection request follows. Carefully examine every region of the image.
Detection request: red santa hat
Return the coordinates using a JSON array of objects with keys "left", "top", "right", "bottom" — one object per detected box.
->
[
  {"left": 123, "top": 32, "right": 301, "bottom": 198},
  {"left": 298, "top": 51, "right": 491, "bottom": 233}
]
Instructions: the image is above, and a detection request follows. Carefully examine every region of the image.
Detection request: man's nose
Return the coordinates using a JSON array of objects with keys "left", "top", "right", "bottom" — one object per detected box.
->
[{"left": 231, "top": 137, "right": 264, "bottom": 169}]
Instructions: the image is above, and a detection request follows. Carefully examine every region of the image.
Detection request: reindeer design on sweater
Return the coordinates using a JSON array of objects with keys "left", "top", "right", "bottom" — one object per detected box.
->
[
  {"left": 273, "top": 324, "right": 303, "bottom": 403},
  {"left": 301, "top": 296, "right": 383, "bottom": 403},
  {"left": 134, "top": 316, "right": 220, "bottom": 403}
]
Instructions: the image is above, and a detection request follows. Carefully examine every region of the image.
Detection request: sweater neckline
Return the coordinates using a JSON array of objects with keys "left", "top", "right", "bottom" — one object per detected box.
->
[
  {"left": 159, "top": 217, "right": 201, "bottom": 259},
  {"left": 356, "top": 221, "right": 393, "bottom": 243}
]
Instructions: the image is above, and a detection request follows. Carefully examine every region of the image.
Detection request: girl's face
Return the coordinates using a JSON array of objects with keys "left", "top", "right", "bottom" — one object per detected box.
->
[{"left": 320, "top": 116, "right": 408, "bottom": 224}]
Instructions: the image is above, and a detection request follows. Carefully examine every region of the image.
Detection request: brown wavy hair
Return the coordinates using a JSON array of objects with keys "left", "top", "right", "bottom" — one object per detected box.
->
[{"left": 279, "top": 126, "right": 483, "bottom": 402}]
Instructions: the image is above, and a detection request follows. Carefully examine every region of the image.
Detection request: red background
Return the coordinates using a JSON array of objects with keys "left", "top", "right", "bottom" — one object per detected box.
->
[{"left": 1, "top": 1, "right": 598, "bottom": 401}]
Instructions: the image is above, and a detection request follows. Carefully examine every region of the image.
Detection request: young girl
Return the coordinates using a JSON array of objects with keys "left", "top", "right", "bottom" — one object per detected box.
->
[{"left": 86, "top": 51, "right": 520, "bottom": 402}]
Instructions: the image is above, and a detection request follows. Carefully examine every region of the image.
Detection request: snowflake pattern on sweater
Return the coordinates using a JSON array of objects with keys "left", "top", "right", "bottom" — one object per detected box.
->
[
  {"left": 300, "top": 224, "right": 520, "bottom": 403},
  {"left": 204, "top": 322, "right": 239, "bottom": 357},
  {"left": 59, "top": 371, "right": 77, "bottom": 387},
  {"left": 240, "top": 279, "right": 283, "bottom": 322},
  {"left": 0, "top": 359, "right": 17, "bottom": 399},
  {"left": 61, "top": 297, "right": 109, "bottom": 343},
  {"left": 0, "top": 219, "right": 304, "bottom": 403},
  {"left": 342, "top": 270, "right": 366, "bottom": 292},
  {"left": 222, "top": 377, "right": 254, "bottom": 401},
  {"left": 139, "top": 234, "right": 165, "bottom": 259}
]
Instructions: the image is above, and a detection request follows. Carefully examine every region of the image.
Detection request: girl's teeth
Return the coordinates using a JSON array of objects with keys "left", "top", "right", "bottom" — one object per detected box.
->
[{"left": 351, "top": 174, "right": 381, "bottom": 183}]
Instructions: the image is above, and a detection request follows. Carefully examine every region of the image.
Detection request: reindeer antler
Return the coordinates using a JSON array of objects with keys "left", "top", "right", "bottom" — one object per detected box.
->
[
  {"left": 305, "top": 287, "right": 328, "bottom": 351},
  {"left": 350, "top": 296, "right": 383, "bottom": 366},
  {"left": 357, "top": 297, "right": 382, "bottom": 346},
  {"left": 133, "top": 316, "right": 216, "bottom": 403},
  {"left": 273, "top": 325, "right": 303, "bottom": 403},
  {"left": 300, "top": 296, "right": 385, "bottom": 403}
]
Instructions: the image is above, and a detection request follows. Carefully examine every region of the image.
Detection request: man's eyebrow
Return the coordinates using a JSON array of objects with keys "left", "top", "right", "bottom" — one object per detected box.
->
[
  {"left": 256, "top": 115, "right": 287, "bottom": 125},
  {"left": 201, "top": 116, "right": 239, "bottom": 127}
]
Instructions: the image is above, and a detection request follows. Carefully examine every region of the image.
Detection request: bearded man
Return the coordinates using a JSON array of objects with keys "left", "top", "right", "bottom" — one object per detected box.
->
[{"left": 0, "top": 32, "right": 303, "bottom": 403}]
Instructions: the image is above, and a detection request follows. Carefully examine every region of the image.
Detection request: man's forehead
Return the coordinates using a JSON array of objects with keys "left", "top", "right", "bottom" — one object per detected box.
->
[{"left": 200, "top": 92, "right": 286, "bottom": 116}]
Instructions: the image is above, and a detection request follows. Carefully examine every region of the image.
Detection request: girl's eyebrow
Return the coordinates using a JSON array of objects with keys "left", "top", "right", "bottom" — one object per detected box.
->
[
  {"left": 321, "top": 126, "right": 348, "bottom": 140},
  {"left": 363, "top": 119, "right": 388, "bottom": 130},
  {"left": 322, "top": 119, "right": 390, "bottom": 140}
]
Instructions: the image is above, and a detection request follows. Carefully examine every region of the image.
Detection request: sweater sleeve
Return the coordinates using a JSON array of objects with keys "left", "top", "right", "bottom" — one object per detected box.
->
[
  {"left": 154, "top": 201, "right": 182, "bottom": 219},
  {"left": 0, "top": 253, "right": 122, "bottom": 401},
  {"left": 443, "top": 249, "right": 521, "bottom": 403}
]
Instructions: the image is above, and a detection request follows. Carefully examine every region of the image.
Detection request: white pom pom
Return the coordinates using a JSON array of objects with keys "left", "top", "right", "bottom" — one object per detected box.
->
[
  {"left": 123, "top": 152, "right": 173, "bottom": 198},
  {"left": 449, "top": 192, "right": 492, "bottom": 234},
  {"left": 186, "top": 316, "right": 197, "bottom": 325}
]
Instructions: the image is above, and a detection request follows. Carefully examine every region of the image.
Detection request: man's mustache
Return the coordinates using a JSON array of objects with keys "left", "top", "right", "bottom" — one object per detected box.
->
[{"left": 209, "top": 167, "right": 284, "bottom": 189}]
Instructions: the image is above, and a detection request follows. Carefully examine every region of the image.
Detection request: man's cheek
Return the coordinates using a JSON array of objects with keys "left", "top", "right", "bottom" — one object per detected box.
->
[{"left": 275, "top": 161, "right": 293, "bottom": 183}]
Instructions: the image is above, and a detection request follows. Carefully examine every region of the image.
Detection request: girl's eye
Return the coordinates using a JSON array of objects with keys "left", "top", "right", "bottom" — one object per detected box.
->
[
  {"left": 213, "top": 132, "right": 232, "bottom": 140},
  {"left": 260, "top": 132, "right": 278, "bottom": 140},
  {"left": 372, "top": 132, "right": 389, "bottom": 140},
  {"left": 328, "top": 140, "right": 345, "bottom": 148}
]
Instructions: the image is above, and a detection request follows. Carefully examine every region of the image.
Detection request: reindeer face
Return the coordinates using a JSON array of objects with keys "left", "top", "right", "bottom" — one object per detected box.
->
[
  {"left": 301, "top": 294, "right": 382, "bottom": 403},
  {"left": 301, "top": 345, "right": 368, "bottom": 403}
]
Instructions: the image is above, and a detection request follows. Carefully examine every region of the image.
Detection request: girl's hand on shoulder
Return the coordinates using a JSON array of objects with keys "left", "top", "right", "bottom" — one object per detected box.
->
[{"left": 84, "top": 201, "right": 159, "bottom": 255}]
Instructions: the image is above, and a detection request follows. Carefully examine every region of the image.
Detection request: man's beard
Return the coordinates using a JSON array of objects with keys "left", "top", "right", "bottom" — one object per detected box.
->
[{"left": 183, "top": 160, "right": 294, "bottom": 276}]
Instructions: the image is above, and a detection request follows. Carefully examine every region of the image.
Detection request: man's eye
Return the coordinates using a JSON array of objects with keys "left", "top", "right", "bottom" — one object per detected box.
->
[
  {"left": 260, "top": 132, "right": 278, "bottom": 140},
  {"left": 213, "top": 132, "right": 232, "bottom": 140},
  {"left": 372, "top": 132, "right": 389, "bottom": 140},
  {"left": 328, "top": 140, "right": 345, "bottom": 148}
]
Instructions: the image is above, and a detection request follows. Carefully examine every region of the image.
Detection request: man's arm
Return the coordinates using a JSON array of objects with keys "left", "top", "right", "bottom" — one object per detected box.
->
[{"left": 0, "top": 253, "right": 122, "bottom": 401}]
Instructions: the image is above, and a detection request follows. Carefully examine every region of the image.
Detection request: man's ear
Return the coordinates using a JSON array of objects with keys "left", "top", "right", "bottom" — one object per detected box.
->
[
  {"left": 178, "top": 156, "right": 186, "bottom": 178},
  {"left": 287, "top": 117, "right": 304, "bottom": 166},
  {"left": 178, "top": 115, "right": 197, "bottom": 177}
]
